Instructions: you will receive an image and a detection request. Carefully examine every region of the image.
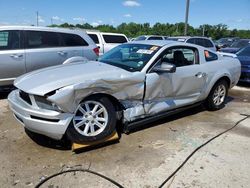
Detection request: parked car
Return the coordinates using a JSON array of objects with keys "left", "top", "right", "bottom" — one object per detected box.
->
[
  {"left": 134, "top": 35, "right": 168, "bottom": 41},
  {"left": 220, "top": 39, "right": 250, "bottom": 54},
  {"left": 0, "top": 26, "right": 98, "bottom": 90},
  {"left": 8, "top": 40, "right": 241, "bottom": 144},
  {"left": 235, "top": 46, "right": 250, "bottom": 83},
  {"left": 167, "top": 36, "right": 217, "bottom": 51},
  {"left": 215, "top": 37, "right": 239, "bottom": 49},
  {"left": 86, "top": 31, "right": 128, "bottom": 56}
]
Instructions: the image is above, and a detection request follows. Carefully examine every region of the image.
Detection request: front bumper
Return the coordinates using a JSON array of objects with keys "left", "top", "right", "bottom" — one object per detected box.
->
[{"left": 8, "top": 90, "right": 73, "bottom": 140}]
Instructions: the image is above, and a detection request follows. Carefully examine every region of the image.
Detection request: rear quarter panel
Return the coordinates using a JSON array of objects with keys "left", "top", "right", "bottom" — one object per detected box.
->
[{"left": 201, "top": 55, "right": 241, "bottom": 99}]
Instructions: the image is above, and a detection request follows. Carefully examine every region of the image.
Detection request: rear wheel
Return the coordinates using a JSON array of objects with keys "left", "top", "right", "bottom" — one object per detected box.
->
[
  {"left": 205, "top": 80, "right": 228, "bottom": 111},
  {"left": 66, "top": 96, "right": 117, "bottom": 143}
]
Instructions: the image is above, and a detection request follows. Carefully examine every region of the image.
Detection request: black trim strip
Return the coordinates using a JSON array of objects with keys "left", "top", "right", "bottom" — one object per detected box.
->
[{"left": 30, "top": 115, "right": 60, "bottom": 123}]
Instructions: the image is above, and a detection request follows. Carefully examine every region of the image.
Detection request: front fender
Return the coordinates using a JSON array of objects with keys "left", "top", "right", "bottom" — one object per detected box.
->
[{"left": 47, "top": 72, "right": 145, "bottom": 113}]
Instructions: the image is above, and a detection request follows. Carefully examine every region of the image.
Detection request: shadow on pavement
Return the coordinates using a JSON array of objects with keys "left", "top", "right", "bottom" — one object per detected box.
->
[
  {"left": 0, "top": 92, "right": 10, "bottom": 100},
  {"left": 22, "top": 96, "right": 238, "bottom": 151},
  {"left": 25, "top": 129, "right": 71, "bottom": 150},
  {"left": 25, "top": 128, "right": 120, "bottom": 152},
  {"left": 237, "top": 82, "right": 250, "bottom": 88},
  {"left": 127, "top": 104, "right": 207, "bottom": 134}
]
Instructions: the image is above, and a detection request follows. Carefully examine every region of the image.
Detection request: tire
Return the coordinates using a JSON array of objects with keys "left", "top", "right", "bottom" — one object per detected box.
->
[
  {"left": 205, "top": 80, "right": 228, "bottom": 111},
  {"left": 66, "top": 96, "right": 117, "bottom": 143}
]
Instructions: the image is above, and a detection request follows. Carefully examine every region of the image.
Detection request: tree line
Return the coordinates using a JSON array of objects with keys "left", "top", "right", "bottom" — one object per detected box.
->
[{"left": 49, "top": 22, "right": 250, "bottom": 40}]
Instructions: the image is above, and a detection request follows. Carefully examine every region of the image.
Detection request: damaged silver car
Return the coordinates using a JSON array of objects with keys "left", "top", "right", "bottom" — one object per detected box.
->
[{"left": 8, "top": 40, "right": 241, "bottom": 143}]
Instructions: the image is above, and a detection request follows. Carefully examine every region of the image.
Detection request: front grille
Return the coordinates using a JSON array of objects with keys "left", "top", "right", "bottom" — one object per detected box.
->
[{"left": 19, "top": 90, "right": 32, "bottom": 105}]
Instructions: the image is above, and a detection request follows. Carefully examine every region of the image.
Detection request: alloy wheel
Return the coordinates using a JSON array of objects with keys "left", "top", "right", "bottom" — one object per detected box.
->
[
  {"left": 73, "top": 100, "right": 108, "bottom": 137},
  {"left": 213, "top": 84, "right": 226, "bottom": 106}
]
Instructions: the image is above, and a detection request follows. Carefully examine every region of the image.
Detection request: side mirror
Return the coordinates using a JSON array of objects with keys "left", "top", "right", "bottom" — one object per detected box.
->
[{"left": 152, "top": 62, "right": 176, "bottom": 73}]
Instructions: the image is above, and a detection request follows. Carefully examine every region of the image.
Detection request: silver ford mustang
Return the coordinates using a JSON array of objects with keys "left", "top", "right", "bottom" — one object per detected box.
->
[{"left": 8, "top": 40, "right": 241, "bottom": 143}]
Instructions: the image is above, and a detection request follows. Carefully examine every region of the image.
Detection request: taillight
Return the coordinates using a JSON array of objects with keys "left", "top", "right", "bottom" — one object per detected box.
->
[{"left": 93, "top": 47, "right": 99, "bottom": 57}]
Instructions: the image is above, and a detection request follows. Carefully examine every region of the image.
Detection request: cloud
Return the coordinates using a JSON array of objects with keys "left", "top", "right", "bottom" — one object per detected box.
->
[
  {"left": 21, "top": 20, "right": 31, "bottom": 25},
  {"left": 73, "top": 17, "right": 85, "bottom": 22},
  {"left": 91, "top": 20, "right": 103, "bottom": 27},
  {"left": 123, "top": 0, "right": 140, "bottom": 7},
  {"left": 0, "top": 22, "right": 9, "bottom": 26},
  {"left": 91, "top": 22, "right": 100, "bottom": 27},
  {"left": 124, "top": 14, "right": 132, "bottom": 18},
  {"left": 236, "top": 19, "right": 243, "bottom": 23},
  {"left": 52, "top": 16, "right": 64, "bottom": 22},
  {"left": 227, "top": 18, "right": 246, "bottom": 23},
  {"left": 38, "top": 16, "right": 45, "bottom": 23},
  {"left": 52, "top": 16, "right": 60, "bottom": 20}
]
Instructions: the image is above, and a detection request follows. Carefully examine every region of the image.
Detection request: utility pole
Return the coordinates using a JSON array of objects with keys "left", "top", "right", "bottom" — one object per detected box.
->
[
  {"left": 202, "top": 25, "right": 205, "bottom": 36},
  {"left": 51, "top": 18, "right": 53, "bottom": 25},
  {"left": 36, "top": 11, "right": 39, "bottom": 26},
  {"left": 184, "top": 0, "right": 190, "bottom": 36}
]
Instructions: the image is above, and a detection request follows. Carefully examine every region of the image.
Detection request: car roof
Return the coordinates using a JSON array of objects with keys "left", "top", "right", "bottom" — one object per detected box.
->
[
  {"left": 239, "top": 39, "right": 250, "bottom": 41},
  {"left": 129, "top": 40, "right": 181, "bottom": 46},
  {"left": 168, "top": 36, "right": 212, "bottom": 40},
  {"left": 86, "top": 30, "right": 127, "bottom": 36},
  {"left": 137, "top": 35, "right": 165, "bottom": 38},
  {"left": 0, "top": 25, "right": 86, "bottom": 34}
]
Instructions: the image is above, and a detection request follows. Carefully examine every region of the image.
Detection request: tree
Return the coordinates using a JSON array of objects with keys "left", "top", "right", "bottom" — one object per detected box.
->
[{"left": 48, "top": 22, "right": 250, "bottom": 39}]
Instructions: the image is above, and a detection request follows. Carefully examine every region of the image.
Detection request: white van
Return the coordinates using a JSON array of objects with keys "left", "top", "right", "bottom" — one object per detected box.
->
[{"left": 86, "top": 31, "right": 128, "bottom": 55}]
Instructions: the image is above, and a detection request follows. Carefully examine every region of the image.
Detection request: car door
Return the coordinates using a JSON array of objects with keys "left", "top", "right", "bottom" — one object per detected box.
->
[
  {"left": 59, "top": 32, "right": 91, "bottom": 59},
  {"left": 0, "top": 30, "right": 25, "bottom": 86},
  {"left": 25, "top": 30, "right": 68, "bottom": 73},
  {"left": 144, "top": 46, "right": 207, "bottom": 115}
]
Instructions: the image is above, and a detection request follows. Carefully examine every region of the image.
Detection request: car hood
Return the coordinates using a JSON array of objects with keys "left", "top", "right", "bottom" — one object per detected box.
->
[
  {"left": 14, "top": 61, "right": 134, "bottom": 96},
  {"left": 220, "top": 47, "right": 240, "bottom": 53},
  {"left": 237, "top": 56, "right": 250, "bottom": 66}
]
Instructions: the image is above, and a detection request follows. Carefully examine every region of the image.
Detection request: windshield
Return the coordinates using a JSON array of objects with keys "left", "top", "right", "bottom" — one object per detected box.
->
[
  {"left": 134, "top": 36, "right": 147, "bottom": 41},
  {"left": 99, "top": 43, "right": 160, "bottom": 72},
  {"left": 237, "top": 46, "right": 250, "bottom": 57},
  {"left": 231, "top": 40, "right": 250, "bottom": 48}
]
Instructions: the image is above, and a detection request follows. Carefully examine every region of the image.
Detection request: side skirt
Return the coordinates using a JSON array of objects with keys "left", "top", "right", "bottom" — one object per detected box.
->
[{"left": 123, "top": 101, "right": 203, "bottom": 133}]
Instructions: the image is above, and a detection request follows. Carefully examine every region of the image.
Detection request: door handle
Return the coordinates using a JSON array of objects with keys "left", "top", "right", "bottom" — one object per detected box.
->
[
  {"left": 195, "top": 72, "right": 207, "bottom": 78},
  {"left": 57, "top": 51, "right": 67, "bottom": 55},
  {"left": 10, "top": 54, "right": 23, "bottom": 58}
]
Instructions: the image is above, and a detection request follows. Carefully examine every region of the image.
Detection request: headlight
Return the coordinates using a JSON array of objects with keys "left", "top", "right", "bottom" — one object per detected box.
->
[{"left": 34, "top": 95, "right": 62, "bottom": 112}]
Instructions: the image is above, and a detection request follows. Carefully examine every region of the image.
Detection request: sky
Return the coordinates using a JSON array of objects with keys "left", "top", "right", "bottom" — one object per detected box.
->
[{"left": 0, "top": 0, "right": 249, "bottom": 29}]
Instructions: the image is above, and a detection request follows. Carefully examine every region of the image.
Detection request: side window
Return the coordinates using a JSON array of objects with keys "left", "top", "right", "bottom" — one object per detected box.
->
[
  {"left": 204, "top": 50, "right": 218, "bottom": 61},
  {"left": 194, "top": 38, "right": 205, "bottom": 47},
  {"left": 26, "top": 31, "right": 60, "bottom": 48},
  {"left": 0, "top": 30, "right": 21, "bottom": 50},
  {"left": 60, "top": 33, "right": 88, "bottom": 46},
  {"left": 88, "top": 34, "right": 99, "bottom": 44},
  {"left": 203, "top": 39, "right": 214, "bottom": 48},
  {"left": 186, "top": 38, "right": 195, "bottom": 44},
  {"left": 161, "top": 47, "right": 197, "bottom": 67},
  {"left": 148, "top": 36, "right": 163, "bottom": 40},
  {"left": 102, "top": 35, "right": 127, "bottom": 43}
]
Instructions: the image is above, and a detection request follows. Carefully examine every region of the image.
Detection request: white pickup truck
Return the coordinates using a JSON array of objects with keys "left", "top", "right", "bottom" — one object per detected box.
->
[{"left": 86, "top": 31, "right": 128, "bottom": 56}]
